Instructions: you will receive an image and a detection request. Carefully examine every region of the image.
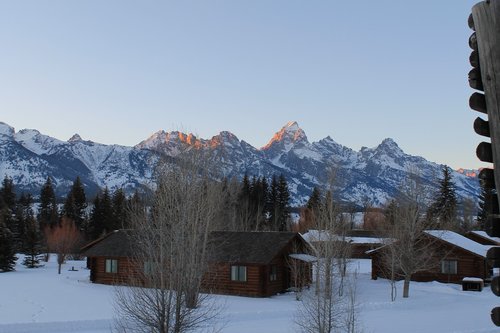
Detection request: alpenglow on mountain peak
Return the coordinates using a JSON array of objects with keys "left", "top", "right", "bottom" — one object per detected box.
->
[{"left": 262, "top": 121, "right": 308, "bottom": 151}]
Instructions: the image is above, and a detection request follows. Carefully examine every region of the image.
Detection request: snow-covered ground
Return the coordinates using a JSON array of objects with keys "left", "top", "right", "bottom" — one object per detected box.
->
[{"left": 0, "top": 256, "right": 499, "bottom": 333}]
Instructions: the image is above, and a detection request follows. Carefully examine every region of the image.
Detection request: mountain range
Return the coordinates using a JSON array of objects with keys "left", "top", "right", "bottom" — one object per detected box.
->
[{"left": 0, "top": 121, "right": 479, "bottom": 207}]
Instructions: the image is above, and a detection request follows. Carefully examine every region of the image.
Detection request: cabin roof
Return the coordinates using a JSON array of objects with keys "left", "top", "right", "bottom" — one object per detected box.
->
[
  {"left": 301, "top": 229, "right": 387, "bottom": 244},
  {"left": 81, "top": 230, "right": 135, "bottom": 257},
  {"left": 366, "top": 230, "right": 493, "bottom": 257},
  {"left": 468, "top": 230, "right": 500, "bottom": 245},
  {"left": 424, "top": 230, "right": 493, "bottom": 258},
  {"left": 209, "top": 231, "right": 302, "bottom": 264},
  {"left": 82, "top": 230, "right": 305, "bottom": 265}
]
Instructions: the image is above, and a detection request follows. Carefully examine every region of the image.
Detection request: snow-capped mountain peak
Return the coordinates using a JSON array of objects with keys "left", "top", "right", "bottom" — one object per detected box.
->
[
  {"left": 262, "top": 121, "right": 308, "bottom": 151},
  {"left": 0, "top": 122, "right": 15, "bottom": 138},
  {"left": 376, "top": 138, "right": 404, "bottom": 155},
  {"left": 68, "top": 134, "right": 83, "bottom": 142},
  {"left": 208, "top": 131, "right": 240, "bottom": 148}
]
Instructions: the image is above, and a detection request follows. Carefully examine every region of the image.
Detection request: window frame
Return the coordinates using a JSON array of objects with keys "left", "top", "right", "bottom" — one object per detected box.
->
[
  {"left": 230, "top": 265, "right": 247, "bottom": 282},
  {"left": 143, "top": 261, "right": 154, "bottom": 275},
  {"left": 269, "top": 265, "right": 278, "bottom": 282},
  {"left": 105, "top": 258, "right": 118, "bottom": 273},
  {"left": 441, "top": 259, "right": 458, "bottom": 274}
]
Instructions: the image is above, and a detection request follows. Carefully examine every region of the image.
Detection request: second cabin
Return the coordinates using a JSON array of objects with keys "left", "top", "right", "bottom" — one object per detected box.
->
[{"left": 81, "top": 230, "right": 314, "bottom": 297}]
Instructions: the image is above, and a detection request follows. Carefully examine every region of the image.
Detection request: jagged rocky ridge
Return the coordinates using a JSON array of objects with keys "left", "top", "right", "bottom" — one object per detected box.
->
[{"left": 0, "top": 121, "right": 479, "bottom": 206}]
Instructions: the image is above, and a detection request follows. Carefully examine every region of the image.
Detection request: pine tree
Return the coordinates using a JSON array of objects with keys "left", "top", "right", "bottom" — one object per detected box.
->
[
  {"left": 0, "top": 177, "right": 19, "bottom": 251},
  {"left": 0, "top": 220, "right": 17, "bottom": 272},
  {"left": 22, "top": 214, "right": 43, "bottom": 268},
  {"left": 477, "top": 178, "right": 495, "bottom": 230},
  {"left": 277, "top": 174, "right": 290, "bottom": 231},
  {"left": 307, "top": 187, "right": 322, "bottom": 211},
  {"left": 1, "top": 176, "right": 16, "bottom": 212},
  {"left": 38, "top": 177, "right": 59, "bottom": 230},
  {"left": 112, "top": 188, "right": 127, "bottom": 230},
  {"left": 15, "top": 193, "right": 34, "bottom": 251},
  {"left": 62, "top": 177, "right": 87, "bottom": 230},
  {"left": 88, "top": 195, "right": 102, "bottom": 239},
  {"left": 427, "top": 165, "right": 458, "bottom": 230},
  {"left": 236, "top": 174, "right": 253, "bottom": 230},
  {"left": 100, "top": 187, "right": 113, "bottom": 232},
  {"left": 88, "top": 187, "right": 113, "bottom": 239},
  {"left": 268, "top": 175, "right": 279, "bottom": 230}
]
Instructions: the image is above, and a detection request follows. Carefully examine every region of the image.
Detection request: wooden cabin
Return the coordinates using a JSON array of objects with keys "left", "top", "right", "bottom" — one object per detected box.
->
[
  {"left": 80, "top": 230, "right": 140, "bottom": 285},
  {"left": 81, "top": 230, "right": 314, "bottom": 297},
  {"left": 369, "top": 230, "right": 493, "bottom": 284}
]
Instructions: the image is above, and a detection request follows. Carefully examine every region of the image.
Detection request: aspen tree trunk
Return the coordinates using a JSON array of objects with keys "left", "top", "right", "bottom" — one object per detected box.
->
[{"left": 403, "top": 275, "right": 411, "bottom": 298}]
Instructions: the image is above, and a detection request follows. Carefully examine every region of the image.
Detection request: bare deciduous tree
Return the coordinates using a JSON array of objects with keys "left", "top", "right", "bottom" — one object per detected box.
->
[
  {"left": 114, "top": 153, "right": 224, "bottom": 333},
  {"left": 45, "top": 217, "right": 83, "bottom": 274},
  {"left": 296, "top": 169, "right": 359, "bottom": 333},
  {"left": 379, "top": 170, "right": 439, "bottom": 298}
]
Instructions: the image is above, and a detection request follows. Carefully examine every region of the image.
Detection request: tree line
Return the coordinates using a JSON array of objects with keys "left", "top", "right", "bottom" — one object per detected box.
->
[
  {"left": 0, "top": 172, "right": 292, "bottom": 272},
  {"left": 0, "top": 175, "right": 143, "bottom": 272}
]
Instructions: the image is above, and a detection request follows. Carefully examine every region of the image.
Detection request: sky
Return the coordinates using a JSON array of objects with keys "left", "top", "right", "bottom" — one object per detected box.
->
[{"left": 0, "top": 0, "right": 486, "bottom": 169}]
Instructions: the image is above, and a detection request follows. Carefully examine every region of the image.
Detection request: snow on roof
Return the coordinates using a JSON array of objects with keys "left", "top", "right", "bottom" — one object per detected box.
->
[
  {"left": 301, "top": 230, "right": 387, "bottom": 244},
  {"left": 301, "top": 230, "right": 333, "bottom": 243},
  {"left": 289, "top": 253, "right": 317, "bottom": 262},
  {"left": 470, "top": 230, "right": 500, "bottom": 244},
  {"left": 462, "top": 277, "right": 484, "bottom": 282},
  {"left": 424, "top": 230, "right": 493, "bottom": 258}
]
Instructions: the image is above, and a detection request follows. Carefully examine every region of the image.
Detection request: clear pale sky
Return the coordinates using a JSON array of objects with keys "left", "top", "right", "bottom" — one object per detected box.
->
[{"left": 0, "top": 1, "right": 485, "bottom": 169}]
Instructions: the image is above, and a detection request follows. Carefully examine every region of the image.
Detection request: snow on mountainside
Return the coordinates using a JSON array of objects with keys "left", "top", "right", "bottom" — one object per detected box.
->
[
  {"left": 0, "top": 122, "right": 157, "bottom": 197},
  {"left": 0, "top": 121, "right": 480, "bottom": 206}
]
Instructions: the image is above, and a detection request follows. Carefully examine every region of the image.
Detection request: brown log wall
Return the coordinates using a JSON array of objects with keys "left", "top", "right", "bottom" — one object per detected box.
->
[
  {"left": 203, "top": 263, "right": 267, "bottom": 297},
  {"left": 90, "top": 256, "right": 143, "bottom": 285},
  {"left": 370, "top": 242, "right": 491, "bottom": 284}
]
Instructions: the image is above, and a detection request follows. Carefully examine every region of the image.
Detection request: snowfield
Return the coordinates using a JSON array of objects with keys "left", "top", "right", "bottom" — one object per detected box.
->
[{"left": 0, "top": 257, "right": 499, "bottom": 333}]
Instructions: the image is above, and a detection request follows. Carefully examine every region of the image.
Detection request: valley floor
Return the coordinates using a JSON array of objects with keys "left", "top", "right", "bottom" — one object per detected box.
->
[{"left": 0, "top": 257, "right": 498, "bottom": 333}]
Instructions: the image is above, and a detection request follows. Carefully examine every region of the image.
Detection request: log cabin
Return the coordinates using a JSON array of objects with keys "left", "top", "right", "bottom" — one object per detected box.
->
[
  {"left": 81, "top": 230, "right": 314, "bottom": 297},
  {"left": 302, "top": 229, "right": 388, "bottom": 259},
  {"left": 369, "top": 230, "right": 494, "bottom": 284}
]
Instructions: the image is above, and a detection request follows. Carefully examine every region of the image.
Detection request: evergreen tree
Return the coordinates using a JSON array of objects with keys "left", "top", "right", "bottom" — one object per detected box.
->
[
  {"left": 88, "top": 187, "right": 113, "bottom": 239},
  {"left": 100, "top": 187, "right": 113, "bottom": 231},
  {"left": 0, "top": 220, "right": 17, "bottom": 271},
  {"left": 302, "top": 187, "right": 322, "bottom": 230},
  {"left": 477, "top": 178, "right": 496, "bottom": 230},
  {"left": 62, "top": 177, "right": 87, "bottom": 230},
  {"left": 427, "top": 165, "right": 458, "bottom": 230},
  {"left": 88, "top": 195, "right": 102, "bottom": 239},
  {"left": 277, "top": 174, "right": 290, "bottom": 231},
  {"left": 38, "top": 177, "right": 59, "bottom": 230},
  {"left": 0, "top": 177, "right": 19, "bottom": 252},
  {"left": 306, "top": 187, "right": 322, "bottom": 211},
  {"left": 15, "top": 193, "right": 34, "bottom": 251},
  {"left": 236, "top": 174, "right": 253, "bottom": 230},
  {"left": 240, "top": 174, "right": 251, "bottom": 203},
  {"left": 268, "top": 175, "right": 279, "bottom": 230},
  {"left": 112, "top": 188, "right": 127, "bottom": 230},
  {"left": 1, "top": 176, "right": 16, "bottom": 212},
  {"left": 22, "top": 214, "right": 43, "bottom": 268}
]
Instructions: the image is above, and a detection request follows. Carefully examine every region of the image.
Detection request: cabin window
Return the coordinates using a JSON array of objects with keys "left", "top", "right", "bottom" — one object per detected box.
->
[
  {"left": 144, "top": 261, "right": 153, "bottom": 275},
  {"left": 231, "top": 265, "right": 247, "bottom": 282},
  {"left": 270, "top": 265, "right": 277, "bottom": 281},
  {"left": 441, "top": 260, "right": 457, "bottom": 274},
  {"left": 105, "top": 259, "right": 118, "bottom": 273}
]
